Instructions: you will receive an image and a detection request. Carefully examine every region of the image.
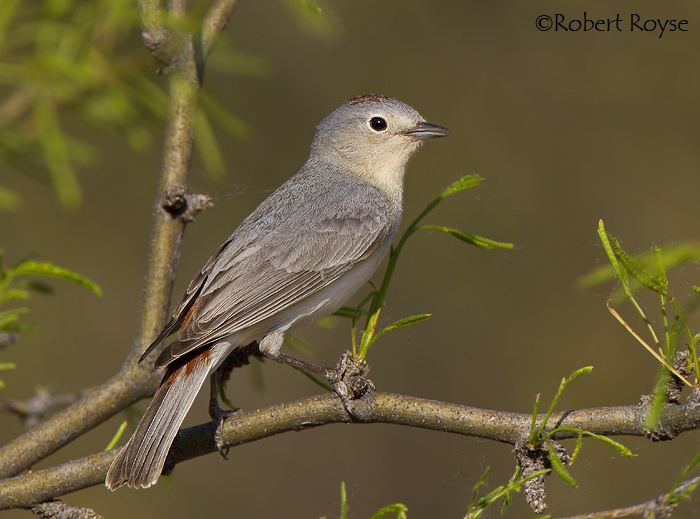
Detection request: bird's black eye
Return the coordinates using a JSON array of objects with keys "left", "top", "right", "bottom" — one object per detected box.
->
[{"left": 369, "top": 116, "right": 387, "bottom": 132}]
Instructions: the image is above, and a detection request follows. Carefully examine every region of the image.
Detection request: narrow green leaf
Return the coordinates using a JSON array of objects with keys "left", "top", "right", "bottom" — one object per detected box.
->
[
  {"left": 0, "top": 185, "right": 21, "bottom": 211},
  {"left": 584, "top": 432, "right": 633, "bottom": 458},
  {"left": 681, "top": 451, "right": 700, "bottom": 479},
  {"left": 569, "top": 432, "right": 583, "bottom": 465},
  {"left": 1, "top": 289, "right": 30, "bottom": 302},
  {"left": 540, "top": 366, "right": 593, "bottom": 432},
  {"left": 546, "top": 442, "right": 578, "bottom": 488},
  {"left": 339, "top": 481, "right": 348, "bottom": 519},
  {"left": 104, "top": 420, "right": 128, "bottom": 451},
  {"left": 372, "top": 313, "right": 431, "bottom": 343},
  {"left": 0, "top": 362, "right": 16, "bottom": 371},
  {"left": 194, "top": 109, "right": 226, "bottom": 181},
  {"left": 579, "top": 242, "right": 700, "bottom": 289},
  {"left": 476, "top": 468, "right": 550, "bottom": 508},
  {"left": 552, "top": 427, "right": 634, "bottom": 459},
  {"left": 597, "top": 220, "right": 629, "bottom": 291},
  {"left": 501, "top": 464, "right": 523, "bottom": 513},
  {"left": 439, "top": 175, "right": 484, "bottom": 199},
  {"left": 469, "top": 466, "right": 491, "bottom": 507},
  {"left": 34, "top": 99, "right": 82, "bottom": 208},
  {"left": 200, "top": 92, "right": 249, "bottom": 139},
  {"left": 417, "top": 225, "right": 514, "bottom": 250},
  {"left": 13, "top": 261, "right": 102, "bottom": 296},
  {"left": 370, "top": 504, "right": 408, "bottom": 519},
  {"left": 358, "top": 306, "right": 381, "bottom": 360},
  {"left": 646, "top": 366, "right": 671, "bottom": 430},
  {"left": 611, "top": 237, "right": 668, "bottom": 296},
  {"left": 0, "top": 308, "right": 28, "bottom": 329},
  {"left": 528, "top": 393, "right": 541, "bottom": 445}
]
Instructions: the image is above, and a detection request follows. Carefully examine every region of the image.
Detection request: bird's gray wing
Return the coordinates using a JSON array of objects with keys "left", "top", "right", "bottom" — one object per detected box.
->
[
  {"left": 156, "top": 201, "right": 392, "bottom": 367},
  {"left": 139, "top": 238, "right": 233, "bottom": 362}
]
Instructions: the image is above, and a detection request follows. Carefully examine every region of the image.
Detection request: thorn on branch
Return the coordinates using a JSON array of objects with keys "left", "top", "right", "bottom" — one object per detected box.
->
[
  {"left": 30, "top": 500, "right": 102, "bottom": 519},
  {"left": 162, "top": 187, "right": 214, "bottom": 223},
  {"left": 2, "top": 388, "right": 86, "bottom": 429}
]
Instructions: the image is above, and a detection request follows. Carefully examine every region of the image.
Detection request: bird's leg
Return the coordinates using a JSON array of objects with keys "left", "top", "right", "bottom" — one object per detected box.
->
[
  {"left": 207, "top": 343, "right": 261, "bottom": 458},
  {"left": 208, "top": 371, "right": 235, "bottom": 459}
]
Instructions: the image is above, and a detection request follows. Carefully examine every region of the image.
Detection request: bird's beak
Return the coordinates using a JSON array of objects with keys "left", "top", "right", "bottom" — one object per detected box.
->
[{"left": 403, "top": 121, "right": 450, "bottom": 139}]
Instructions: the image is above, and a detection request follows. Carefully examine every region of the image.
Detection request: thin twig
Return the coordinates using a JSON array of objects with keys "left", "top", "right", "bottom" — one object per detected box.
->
[
  {"left": 0, "top": 0, "right": 233, "bottom": 479},
  {"left": 1, "top": 393, "right": 699, "bottom": 509},
  {"left": 608, "top": 305, "right": 693, "bottom": 387},
  {"left": 558, "top": 476, "right": 700, "bottom": 519},
  {"left": 201, "top": 0, "right": 239, "bottom": 57},
  {"left": 1, "top": 388, "right": 87, "bottom": 428}
]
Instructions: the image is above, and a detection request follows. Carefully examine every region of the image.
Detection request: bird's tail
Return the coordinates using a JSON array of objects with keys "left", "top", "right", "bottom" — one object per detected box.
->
[{"left": 105, "top": 342, "right": 230, "bottom": 490}]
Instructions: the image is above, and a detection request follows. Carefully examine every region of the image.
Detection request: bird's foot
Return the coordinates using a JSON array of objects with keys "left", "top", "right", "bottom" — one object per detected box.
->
[
  {"left": 327, "top": 351, "right": 375, "bottom": 420},
  {"left": 209, "top": 401, "right": 239, "bottom": 459}
]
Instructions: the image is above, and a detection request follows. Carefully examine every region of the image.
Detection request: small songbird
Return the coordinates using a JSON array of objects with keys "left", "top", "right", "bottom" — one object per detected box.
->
[{"left": 105, "top": 95, "right": 448, "bottom": 490}]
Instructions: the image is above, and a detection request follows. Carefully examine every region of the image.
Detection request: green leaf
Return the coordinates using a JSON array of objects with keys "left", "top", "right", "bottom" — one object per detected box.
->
[
  {"left": 646, "top": 366, "right": 670, "bottom": 430},
  {"left": 439, "top": 174, "right": 484, "bottom": 199},
  {"left": 0, "top": 185, "right": 21, "bottom": 211},
  {"left": 469, "top": 466, "right": 491, "bottom": 507},
  {"left": 540, "top": 366, "right": 593, "bottom": 433},
  {"left": 500, "top": 464, "right": 522, "bottom": 514},
  {"left": 0, "top": 308, "right": 28, "bottom": 329},
  {"left": 583, "top": 432, "right": 633, "bottom": 458},
  {"left": 12, "top": 261, "right": 102, "bottom": 296},
  {"left": 471, "top": 468, "right": 550, "bottom": 516},
  {"left": 528, "top": 393, "right": 541, "bottom": 445},
  {"left": 200, "top": 92, "right": 249, "bottom": 139},
  {"left": 372, "top": 313, "right": 432, "bottom": 343},
  {"left": 547, "top": 442, "right": 578, "bottom": 488},
  {"left": 370, "top": 504, "right": 408, "bottom": 519},
  {"left": 194, "top": 109, "right": 226, "bottom": 181},
  {"left": 1, "top": 289, "right": 30, "bottom": 302},
  {"left": 597, "top": 220, "right": 629, "bottom": 292},
  {"left": 339, "top": 481, "right": 348, "bottom": 519},
  {"left": 285, "top": 0, "right": 334, "bottom": 37},
  {"left": 579, "top": 241, "right": 700, "bottom": 289},
  {"left": 34, "top": 99, "right": 82, "bottom": 208},
  {"left": 569, "top": 432, "right": 583, "bottom": 465},
  {"left": 552, "top": 427, "right": 633, "bottom": 459},
  {"left": 417, "top": 225, "right": 514, "bottom": 250},
  {"left": 104, "top": 420, "right": 128, "bottom": 451},
  {"left": 0, "top": 362, "right": 16, "bottom": 371},
  {"left": 611, "top": 237, "right": 668, "bottom": 296}
]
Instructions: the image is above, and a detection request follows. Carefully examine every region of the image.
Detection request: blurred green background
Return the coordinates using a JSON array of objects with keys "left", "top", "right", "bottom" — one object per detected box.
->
[{"left": 2, "top": 0, "right": 700, "bottom": 517}]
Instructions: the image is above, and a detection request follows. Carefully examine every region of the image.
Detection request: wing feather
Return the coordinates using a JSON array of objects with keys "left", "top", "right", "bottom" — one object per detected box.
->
[{"left": 155, "top": 169, "right": 398, "bottom": 368}]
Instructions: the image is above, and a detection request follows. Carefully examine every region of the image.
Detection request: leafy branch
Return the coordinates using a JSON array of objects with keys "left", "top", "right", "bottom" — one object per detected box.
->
[{"left": 335, "top": 175, "right": 513, "bottom": 361}]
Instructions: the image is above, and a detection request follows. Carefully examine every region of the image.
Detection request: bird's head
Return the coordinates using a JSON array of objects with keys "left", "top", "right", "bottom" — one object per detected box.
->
[{"left": 310, "top": 95, "right": 449, "bottom": 196}]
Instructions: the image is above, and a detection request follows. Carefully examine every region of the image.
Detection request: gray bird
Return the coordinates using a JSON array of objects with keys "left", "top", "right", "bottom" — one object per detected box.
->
[{"left": 105, "top": 95, "right": 448, "bottom": 490}]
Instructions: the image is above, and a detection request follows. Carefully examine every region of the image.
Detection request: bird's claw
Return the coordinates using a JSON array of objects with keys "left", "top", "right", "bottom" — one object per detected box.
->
[{"left": 211, "top": 406, "right": 239, "bottom": 459}]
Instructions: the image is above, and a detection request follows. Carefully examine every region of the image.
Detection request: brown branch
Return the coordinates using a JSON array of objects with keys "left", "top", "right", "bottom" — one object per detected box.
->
[
  {"left": 559, "top": 476, "right": 700, "bottom": 519},
  {"left": 1, "top": 393, "right": 699, "bottom": 510},
  {"left": 30, "top": 500, "right": 102, "bottom": 519},
  {"left": 1, "top": 388, "right": 88, "bottom": 429},
  {"left": 201, "top": 0, "right": 239, "bottom": 57},
  {"left": 0, "top": 0, "right": 238, "bottom": 480}
]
